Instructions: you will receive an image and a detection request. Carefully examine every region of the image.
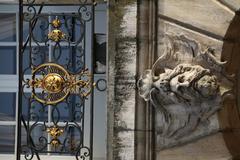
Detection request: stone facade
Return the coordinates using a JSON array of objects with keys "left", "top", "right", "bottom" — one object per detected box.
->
[
  {"left": 107, "top": 1, "right": 137, "bottom": 160},
  {"left": 108, "top": 0, "right": 240, "bottom": 160}
]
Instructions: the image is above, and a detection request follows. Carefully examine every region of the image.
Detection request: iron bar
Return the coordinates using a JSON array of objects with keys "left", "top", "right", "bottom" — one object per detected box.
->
[
  {"left": 21, "top": 116, "right": 41, "bottom": 160},
  {"left": 16, "top": 0, "right": 23, "bottom": 159},
  {"left": 22, "top": 3, "right": 44, "bottom": 53},
  {"left": 89, "top": 4, "right": 95, "bottom": 160}
]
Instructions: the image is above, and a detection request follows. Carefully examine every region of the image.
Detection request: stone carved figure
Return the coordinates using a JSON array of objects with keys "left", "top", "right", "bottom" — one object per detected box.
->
[{"left": 137, "top": 34, "right": 233, "bottom": 150}]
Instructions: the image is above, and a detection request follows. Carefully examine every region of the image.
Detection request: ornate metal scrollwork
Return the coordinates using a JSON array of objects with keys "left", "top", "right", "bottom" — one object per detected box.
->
[
  {"left": 47, "top": 125, "right": 64, "bottom": 147},
  {"left": 76, "top": 147, "right": 90, "bottom": 160},
  {"left": 27, "top": 63, "right": 94, "bottom": 105},
  {"left": 19, "top": 0, "right": 96, "bottom": 159},
  {"left": 48, "top": 17, "right": 66, "bottom": 42}
]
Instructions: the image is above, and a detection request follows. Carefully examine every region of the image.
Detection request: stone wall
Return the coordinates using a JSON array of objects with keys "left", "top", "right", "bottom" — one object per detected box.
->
[
  {"left": 155, "top": 0, "right": 240, "bottom": 159},
  {"left": 108, "top": 0, "right": 240, "bottom": 160},
  {"left": 107, "top": 1, "right": 137, "bottom": 160}
]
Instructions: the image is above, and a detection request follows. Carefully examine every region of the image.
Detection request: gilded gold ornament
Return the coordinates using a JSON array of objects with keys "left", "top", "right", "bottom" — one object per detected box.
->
[
  {"left": 28, "top": 63, "right": 94, "bottom": 105},
  {"left": 51, "top": 139, "right": 61, "bottom": 148},
  {"left": 47, "top": 125, "right": 64, "bottom": 147},
  {"left": 52, "top": 18, "right": 61, "bottom": 28},
  {"left": 42, "top": 73, "right": 64, "bottom": 93},
  {"left": 48, "top": 17, "right": 65, "bottom": 42},
  {"left": 48, "top": 29, "right": 65, "bottom": 42}
]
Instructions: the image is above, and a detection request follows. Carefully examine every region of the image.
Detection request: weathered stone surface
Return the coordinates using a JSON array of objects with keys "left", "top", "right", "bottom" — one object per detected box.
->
[
  {"left": 138, "top": 34, "right": 233, "bottom": 150},
  {"left": 218, "top": 0, "right": 240, "bottom": 11},
  {"left": 108, "top": 1, "right": 137, "bottom": 160},
  {"left": 115, "top": 40, "right": 137, "bottom": 78},
  {"left": 157, "top": 133, "right": 232, "bottom": 160},
  {"left": 157, "top": 20, "right": 224, "bottom": 60},
  {"left": 113, "top": 131, "right": 135, "bottom": 160},
  {"left": 155, "top": 0, "right": 238, "bottom": 159},
  {"left": 158, "top": 0, "right": 234, "bottom": 37}
]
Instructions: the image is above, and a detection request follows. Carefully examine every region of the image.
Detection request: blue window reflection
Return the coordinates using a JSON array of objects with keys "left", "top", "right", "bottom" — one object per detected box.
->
[
  {"left": 0, "top": 47, "right": 16, "bottom": 74},
  {"left": 0, "top": 14, "right": 16, "bottom": 42},
  {"left": 0, "top": 126, "right": 15, "bottom": 153},
  {"left": 22, "top": 93, "right": 48, "bottom": 122},
  {"left": 0, "top": 93, "right": 16, "bottom": 121}
]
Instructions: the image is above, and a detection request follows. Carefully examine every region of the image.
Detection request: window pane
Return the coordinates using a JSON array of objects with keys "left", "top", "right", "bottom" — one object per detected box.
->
[
  {"left": 0, "top": 126, "right": 15, "bottom": 154},
  {"left": 32, "top": 17, "right": 49, "bottom": 43},
  {"left": 94, "top": 34, "right": 106, "bottom": 74},
  {"left": 0, "top": 93, "right": 16, "bottom": 121},
  {"left": 21, "top": 125, "right": 48, "bottom": 154},
  {"left": 0, "top": 47, "right": 16, "bottom": 74},
  {"left": 22, "top": 94, "right": 48, "bottom": 122},
  {"left": 23, "top": 21, "right": 29, "bottom": 41},
  {"left": 51, "top": 46, "right": 84, "bottom": 73},
  {"left": 0, "top": 14, "right": 16, "bottom": 42},
  {"left": 55, "top": 95, "right": 84, "bottom": 122},
  {"left": 23, "top": 46, "right": 48, "bottom": 75}
]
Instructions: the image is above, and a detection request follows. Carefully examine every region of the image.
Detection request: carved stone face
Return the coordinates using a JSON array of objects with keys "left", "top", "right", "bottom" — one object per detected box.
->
[
  {"left": 137, "top": 34, "right": 232, "bottom": 150},
  {"left": 150, "top": 64, "right": 219, "bottom": 104},
  {"left": 137, "top": 70, "right": 153, "bottom": 101},
  {"left": 169, "top": 65, "right": 202, "bottom": 93},
  {"left": 138, "top": 64, "right": 220, "bottom": 104},
  {"left": 195, "top": 75, "right": 219, "bottom": 98}
]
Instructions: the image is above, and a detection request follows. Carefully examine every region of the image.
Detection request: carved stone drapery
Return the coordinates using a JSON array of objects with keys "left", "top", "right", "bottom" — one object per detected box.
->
[{"left": 137, "top": 34, "right": 233, "bottom": 150}]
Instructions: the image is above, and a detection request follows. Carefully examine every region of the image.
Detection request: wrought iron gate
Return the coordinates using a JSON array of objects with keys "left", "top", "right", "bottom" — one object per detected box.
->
[{"left": 17, "top": 1, "right": 96, "bottom": 159}]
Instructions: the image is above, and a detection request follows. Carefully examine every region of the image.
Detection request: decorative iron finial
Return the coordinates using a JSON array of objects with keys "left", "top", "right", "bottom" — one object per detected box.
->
[
  {"left": 47, "top": 125, "right": 64, "bottom": 148},
  {"left": 48, "top": 17, "right": 65, "bottom": 42},
  {"left": 52, "top": 16, "right": 61, "bottom": 28}
]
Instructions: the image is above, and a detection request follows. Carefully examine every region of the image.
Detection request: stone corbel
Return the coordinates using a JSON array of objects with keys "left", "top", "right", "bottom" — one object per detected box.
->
[{"left": 137, "top": 34, "right": 234, "bottom": 149}]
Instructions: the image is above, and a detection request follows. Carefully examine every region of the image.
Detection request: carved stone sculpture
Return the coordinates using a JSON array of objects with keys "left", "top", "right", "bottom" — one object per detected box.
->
[{"left": 137, "top": 34, "right": 233, "bottom": 150}]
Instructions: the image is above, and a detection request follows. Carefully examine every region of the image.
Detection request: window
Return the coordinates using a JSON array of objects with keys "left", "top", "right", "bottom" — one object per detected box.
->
[
  {"left": 0, "top": 8, "right": 18, "bottom": 158},
  {"left": 0, "top": 3, "right": 107, "bottom": 160}
]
